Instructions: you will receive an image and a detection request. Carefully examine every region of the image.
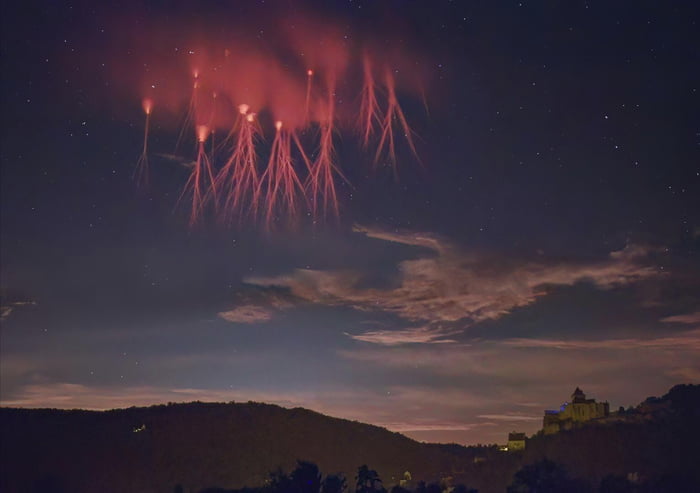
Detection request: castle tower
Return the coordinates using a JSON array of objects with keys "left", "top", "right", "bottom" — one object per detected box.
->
[
  {"left": 571, "top": 387, "right": 586, "bottom": 403},
  {"left": 543, "top": 387, "right": 609, "bottom": 434}
]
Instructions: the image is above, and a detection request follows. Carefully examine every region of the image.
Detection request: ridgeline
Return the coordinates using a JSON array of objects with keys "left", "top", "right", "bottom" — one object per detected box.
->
[{"left": 1, "top": 384, "right": 698, "bottom": 492}]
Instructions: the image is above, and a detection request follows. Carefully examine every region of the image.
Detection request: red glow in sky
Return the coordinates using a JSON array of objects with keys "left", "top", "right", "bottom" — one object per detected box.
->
[{"left": 119, "top": 13, "right": 427, "bottom": 228}]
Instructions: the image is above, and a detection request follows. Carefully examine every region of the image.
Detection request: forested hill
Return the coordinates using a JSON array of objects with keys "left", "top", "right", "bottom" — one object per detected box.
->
[
  {"left": 1, "top": 384, "right": 699, "bottom": 493},
  {"left": 518, "top": 383, "right": 700, "bottom": 490},
  {"left": 0, "top": 401, "right": 497, "bottom": 493}
]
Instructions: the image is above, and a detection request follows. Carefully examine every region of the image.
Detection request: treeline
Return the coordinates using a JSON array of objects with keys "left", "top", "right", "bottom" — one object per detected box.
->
[
  {"left": 197, "top": 458, "right": 697, "bottom": 493},
  {"left": 198, "top": 460, "right": 479, "bottom": 493},
  {"left": 507, "top": 459, "right": 696, "bottom": 493}
]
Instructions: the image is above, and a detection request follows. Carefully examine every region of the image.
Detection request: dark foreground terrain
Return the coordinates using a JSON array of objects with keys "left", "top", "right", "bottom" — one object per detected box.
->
[{"left": 1, "top": 384, "right": 698, "bottom": 492}]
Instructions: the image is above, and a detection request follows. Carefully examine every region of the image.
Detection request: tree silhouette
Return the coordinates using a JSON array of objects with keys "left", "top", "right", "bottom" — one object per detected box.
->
[
  {"left": 322, "top": 473, "right": 347, "bottom": 493},
  {"left": 268, "top": 467, "right": 294, "bottom": 493},
  {"left": 389, "top": 487, "right": 410, "bottom": 493},
  {"left": 599, "top": 474, "right": 633, "bottom": 493},
  {"left": 452, "top": 485, "right": 478, "bottom": 493},
  {"left": 414, "top": 481, "right": 441, "bottom": 493},
  {"left": 355, "top": 465, "right": 385, "bottom": 493},
  {"left": 507, "top": 459, "right": 590, "bottom": 493},
  {"left": 290, "top": 461, "right": 322, "bottom": 493}
]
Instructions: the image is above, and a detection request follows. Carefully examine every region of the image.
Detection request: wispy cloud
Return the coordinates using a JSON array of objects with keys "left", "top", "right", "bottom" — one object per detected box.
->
[
  {"left": 331, "top": 327, "right": 700, "bottom": 440},
  {"left": 345, "top": 325, "right": 460, "bottom": 345},
  {"left": 500, "top": 330, "right": 700, "bottom": 351},
  {"left": 0, "top": 289, "right": 37, "bottom": 321},
  {"left": 0, "top": 383, "right": 309, "bottom": 410},
  {"left": 340, "top": 329, "right": 700, "bottom": 375},
  {"left": 218, "top": 305, "right": 274, "bottom": 324},
  {"left": 476, "top": 414, "right": 540, "bottom": 422},
  {"left": 217, "top": 288, "right": 294, "bottom": 324},
  {"left": 246, "top": 227, "right": 661, "bottom": 337},
  {"left": 661, "top": 311, "right": 700, "bottom": 325},
  {"left": 352, "top": 224, "right": 447, "bottom": 253},
  {"left": 374, "top": 421, "right": 488, "bottom": 432}
]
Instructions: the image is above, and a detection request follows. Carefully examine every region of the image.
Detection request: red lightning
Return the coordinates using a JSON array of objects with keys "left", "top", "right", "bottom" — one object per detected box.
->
[
  {"left": 133, "top": 98, "right": 153, "bottom": 189},
  {"left": 178, "top": 125, "right": 218, "bottom": 227},
  {"left": 304, "top": 69, "right": 314, "bottom": 124},
  {"left": 125, "top": 24, "right": 428, "bottom": 229},
  {"left": 257, "top": 121, "right": 308, "bottom": 230},
  {"left": 358, "top": 54, "right": 382, "bottom": 150},
  {"left": 375, "top": 68, "right": 419, "bottom": 175},
  {"left": 175, "top": 71, "right": 200, "bottom": 152},
  {"left": 307, "top": 74, "right": 348, "bottom": 222},
  {"left": 216, "top": 104, "right": 262, "bottom": 224}
]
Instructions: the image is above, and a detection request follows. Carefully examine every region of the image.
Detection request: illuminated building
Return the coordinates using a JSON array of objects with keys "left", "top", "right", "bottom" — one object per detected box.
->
[
  {"left": 507, "top": 432, "right": 527, "bottom": 451},
  {"left": 543, "top": 387, "right": 609, "bottom": 434}
]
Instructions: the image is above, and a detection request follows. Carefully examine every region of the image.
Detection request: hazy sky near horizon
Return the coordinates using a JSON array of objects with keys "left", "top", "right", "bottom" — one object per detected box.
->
[{"left": 1, "top": 0, "right": 699, "bottom": 445}]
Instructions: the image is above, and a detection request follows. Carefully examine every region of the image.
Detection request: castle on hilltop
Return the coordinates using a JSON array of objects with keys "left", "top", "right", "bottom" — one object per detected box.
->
[{"left": 543, "top": 387, "right": 609, "bottom": 434}]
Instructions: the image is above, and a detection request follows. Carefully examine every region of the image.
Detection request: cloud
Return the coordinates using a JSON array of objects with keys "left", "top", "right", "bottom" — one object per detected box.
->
[
  {"left": 1, "top": 288, "right": 37, "bottom": 321},
  {"left": 476, "top": 414, "right": 541, "bottom": 422},
  {"left": 217, "top": 288, "right": 295, "bottom": 324},
  {"left": 345, "top": 325, "right": 460, "bottom": 345},
  {"left": 661, "top": 311, "right": 700, "bottom": 325},
  {"left": 0, "top": 300, "right": 36, "bottom": 321},
  {"left": 373, "top": 421, "right": 488, "bottom": 432},
  {"left": 332, "top": 327, "right": 700, "bottom": 441},
  {"left": 666, "top": 366, "right": 700, "bottom": 381},
  {"left": 0, "top": 383, "right": 309, "bottom": 410},
  {"left": 338, "top": 330, "right": 700, "bottom": 395},
  {"left": 352, "top": 224, "right": 447, "bottom": 252},
  {"left": 246, "top": 228, "right": 661, "bottom": 335},
  {"left": 218, "top": 305, "right": 274, "bottom": 324},
  {"left": 500, "top": 330, "right": 700, "bottom": 351}
]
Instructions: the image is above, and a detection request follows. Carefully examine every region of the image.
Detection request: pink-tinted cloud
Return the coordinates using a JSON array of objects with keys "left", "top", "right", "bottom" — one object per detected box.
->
[
  {"left": 0, "top": 300, "right": 36, "bottom": 321},
  {"left": 352, "top": 224, "right": 447, "bottom": 252},
  {"left": 334, "top": 328, "right": 700, "bottom": 441},
  {"left": 247, "top": 228, "right": 661, "bottom": 333},
  {"left": 101, "top": 8, "right": 429, "bottom": 131},
  {"left": 345, "top": 325, "right": 459, "bottom": 345},
  {"left": 218, "top": 289, "right": 294, "bottom": 324},
  {"left": 476, "top": 414, "right": 541, "bottom": 422},
  {"left": 661, "top": 311, "right": 700, "bottom": 325},
  {"left": 500, "top": 330, "right": 700, "bottom": 351},
  {"left": 0, "top": 384, "right": 316, "bottom": 410},
  {"left": 218, "top": 305, "right": 274, "bottom": 324},
  {"left": 374, "top": 421, "right": 489, "bottom": 432},
  {"left": 339, "top": 329, "right": 700, "bottom": 380}
]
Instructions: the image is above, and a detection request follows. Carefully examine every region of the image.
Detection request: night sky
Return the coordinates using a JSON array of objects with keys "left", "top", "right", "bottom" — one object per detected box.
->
[{"left": 1, "top": 1, "right": 699, "bottom": 445}]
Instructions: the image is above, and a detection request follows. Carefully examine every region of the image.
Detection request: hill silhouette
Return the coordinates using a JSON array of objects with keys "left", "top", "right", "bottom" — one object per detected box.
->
[
  {"left": 1, "top": 384, "right": 698, "bottom": 492},
  {"left": 516, "top": 383, "right": 700, "bottom": 491},
  {"left": 0, "top": 401, "right": 493, "bottom": 492}
]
